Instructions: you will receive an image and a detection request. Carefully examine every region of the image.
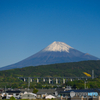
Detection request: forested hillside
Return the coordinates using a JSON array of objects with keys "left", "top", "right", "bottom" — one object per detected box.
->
[
  {"left": 0, "top": 60, "right": 100, "bottom": 88},
  {"left": 0, "top": 60, "right": 100, "bottom": 77}
]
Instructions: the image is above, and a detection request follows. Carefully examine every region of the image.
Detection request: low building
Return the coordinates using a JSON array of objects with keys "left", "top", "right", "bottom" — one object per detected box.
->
[
  {"left": 55, "top": 88, "right": 64, "bottom": 97},
  {"left": 5, "top": 90, "right": 21, "bottom": 99},
  {"left": 45, "top": 95, "right": 56, "bottom": 99},
  {"left": 37, "top": 89, "right": 55, "bottom": 99},
  {"left": 60, "top": 89, "right": 99, "bottom": 100},
  {"left": 21, "top": 92, "right": 37, "bottom": 99}
]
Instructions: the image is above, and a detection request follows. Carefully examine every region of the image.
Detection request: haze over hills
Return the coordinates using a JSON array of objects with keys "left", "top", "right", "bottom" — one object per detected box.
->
[{"left": 0, "top": 41, "right": 99, "bottom": 70}]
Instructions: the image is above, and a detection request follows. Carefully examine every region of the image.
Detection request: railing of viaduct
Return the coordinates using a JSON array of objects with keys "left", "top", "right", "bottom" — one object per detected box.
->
[{"left": 18, "top": 77, "right": 92, "bottom": 84}]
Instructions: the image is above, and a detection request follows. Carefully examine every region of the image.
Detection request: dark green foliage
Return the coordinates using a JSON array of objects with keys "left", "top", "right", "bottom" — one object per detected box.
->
[
  {"left": 0, "top": 60, "right": 100, "bottom": 89},
  {"left": 9, "top": 96, "right": 15, "bottom": 100},
  {"left": 33, "top": 88, "right": 38, "bottom": 93},
  {"left": 0, "top": 60, "right": 100, "bottom": 77}
]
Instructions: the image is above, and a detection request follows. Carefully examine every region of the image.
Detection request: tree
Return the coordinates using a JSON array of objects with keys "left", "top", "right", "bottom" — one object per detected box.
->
[
  {"left": 9, "top": 96, "right": 15, "bottom": 100},
  {"left": 33, "top": 88, "right": 38, "bottom": 93}
]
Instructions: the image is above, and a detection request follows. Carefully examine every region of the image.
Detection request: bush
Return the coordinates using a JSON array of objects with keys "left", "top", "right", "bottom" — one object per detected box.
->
[{"left": 10, "top": 96, "right": 15, "bottom": 100}]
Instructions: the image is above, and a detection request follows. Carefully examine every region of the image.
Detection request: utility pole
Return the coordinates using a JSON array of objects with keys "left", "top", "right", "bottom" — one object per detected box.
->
[
  {"left": 92, "top": 70, "right": 94, "bottom": 79},
  {"left": 84, "top": 81, "right": 86, "bottom": 89},
  {"left": 28, "top": 77, "right": 30, "bottom": 91},
  {"left": 5, "top": 86, "right": 6, "bottom": 92}
]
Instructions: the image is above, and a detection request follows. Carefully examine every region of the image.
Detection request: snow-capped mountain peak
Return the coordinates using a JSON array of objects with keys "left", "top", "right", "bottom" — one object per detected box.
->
[
  {"left": 0, "top": 41, "right": 99, "bottom": 70},
  {"left": 42, "top": 41, "right": 73, "bottom": 52}
]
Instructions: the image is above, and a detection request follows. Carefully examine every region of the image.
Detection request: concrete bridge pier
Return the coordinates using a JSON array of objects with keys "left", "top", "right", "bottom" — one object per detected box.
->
[
  {"left": 49, "top": 78, "right": 52, "bottom": 84},
  {"left": 78, "top": 78, "right": 80, "bottom": 80},
  {"left": 24, "top": 78, "right": 26, "bottom": 82},
  {"left": 43, "top": 78, "right": 46, "bottom": 82},
  {"left": 63, "top": 78, "right": 65, "bottom": 84},
  {"left": 70, "top": 78, "right": 72, "bottom": 81},
  {"left": 37, "top": 78, "right": 39, "bottom": 83},
  {"left": 30, "top": 78, "right": 32, "bottom": 82},
  {"left": 56, "top": 78, "right": 58, "bottom": 84}
]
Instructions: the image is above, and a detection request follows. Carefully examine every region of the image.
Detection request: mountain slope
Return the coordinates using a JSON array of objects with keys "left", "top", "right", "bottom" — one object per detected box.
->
[
  {"left": 0, "top": 60, "right": 100, "bottom": 77},
  {"left": 0, "top": 41, "right": 99, "bottom": 70}
]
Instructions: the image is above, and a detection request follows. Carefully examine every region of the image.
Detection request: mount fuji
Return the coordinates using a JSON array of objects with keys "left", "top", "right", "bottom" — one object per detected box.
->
[{"left": 0, "top": 41, "right": 99, "bottom": 70}]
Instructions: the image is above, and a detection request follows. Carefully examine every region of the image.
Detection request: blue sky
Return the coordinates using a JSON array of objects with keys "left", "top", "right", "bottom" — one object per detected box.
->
[{"left": 0, "top": 0, "right": 100, "bottom": 68}]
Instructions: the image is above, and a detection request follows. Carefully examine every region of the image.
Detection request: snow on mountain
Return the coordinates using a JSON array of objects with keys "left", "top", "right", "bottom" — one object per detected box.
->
[
  {"left": 42, "top": 41, "right": 73, "bottom": 53},
  {"left": 0, "top": 41, "right": 99, "bottom": 70}
]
